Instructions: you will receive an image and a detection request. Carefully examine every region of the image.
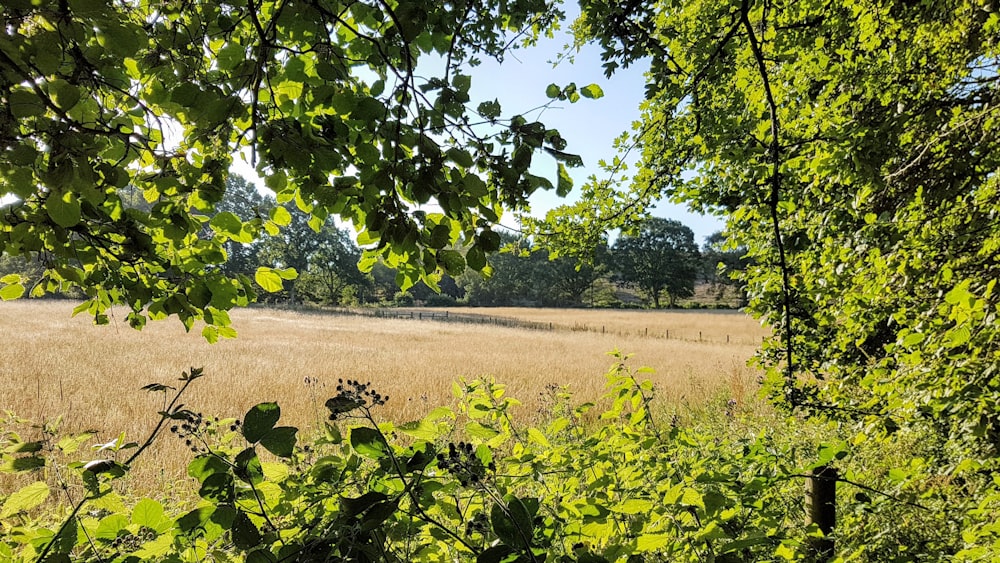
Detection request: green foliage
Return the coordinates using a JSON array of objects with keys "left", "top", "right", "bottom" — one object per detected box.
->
[
  {"left": 530, "top": 0, "right": 1000, "bottom": 556},
  {"left": 0, "top": 0, "right": 578, "bottom": 334},
  {"left": 459, "top": 232, "right": 608, "bottom": 307},
  {"left": 611, "top": 218, "right": 701, "bottom": 308},
  {"left": 6, "top": 358, "right": 977, "bottom": 562}
]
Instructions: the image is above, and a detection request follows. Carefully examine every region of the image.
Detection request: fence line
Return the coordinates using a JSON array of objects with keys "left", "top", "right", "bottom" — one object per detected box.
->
[{"left": 308, "top": 307, "right": 764, "bottom": 346}]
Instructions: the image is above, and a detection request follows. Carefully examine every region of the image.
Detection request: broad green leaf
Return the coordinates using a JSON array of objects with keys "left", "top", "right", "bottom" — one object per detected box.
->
[
  {"left": 398, "top": 418, "right": 443, "bottom": 441},
  {"left": 446, "top": 147, "right": 475, "bottom": 168},
  {"left": 254, "top": 268, "right": 284, "bottom": 293},
  {"left": 465, "top": 421, "right": 499, "bottom": 440},
  {"left": 0, "top": 481, "right": 49, "bottom": 518},
  {"left": 46, "top": 191, "right": 81, "bottom": 227},
  {"left": 210, "top": 211, "right": 243, "bottom": 236},
  {"left": 611, "top": 498, "right": 652, "bottom": 515},
  {"left": 557, "top": 163, "right": 573, "bottom": 196},
  {"left": 270, "top": 206, "right": 291, "bottom": 227},
  {"left": 131, "top": 498, "right": 167, "bottom": 530},
  {"left": 350, "top": 427, "right": 387, "bottom": 459},
  {"left": 545, "top": 83, "right": 561, "bottom": 98},
  {"left": 50, "top": 79, "right": 81, "bottom": 110},
  {"left": 243, "top": 402, "right": 281, "bottom": 443},
  {"left": 526, "top": 427, "right": 550, "bottom": 447},
  {"left": 95, "top": 513, "right": 129, "bottom": 540},
  {"left": 580, "top": 84, "right": 604, "bottom": 99},
  {"left": 259, "top": 426, "right": 297, "bottom": 458},
  {"left": 0, "top": 283, "right": 25, "bottom": 301},
  {"left": 466, "top": 245, "right": 486, "bottom": 271},
  {"left": 437, "top": 249, "right": 465, "bottom": 275},
  {"left": 9, "top": 88, "right": 45, "bottom": 118},
  {"left": 231, "top": 510, "right": 262, "bottom": 550},
  {"left": 635, "top": 533, "right": 670, "bottom": 552}
]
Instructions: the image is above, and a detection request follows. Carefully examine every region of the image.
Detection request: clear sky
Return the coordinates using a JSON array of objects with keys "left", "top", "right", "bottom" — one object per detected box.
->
[{"left": 463, "top": 24, "right": 725, "bottom": 245}]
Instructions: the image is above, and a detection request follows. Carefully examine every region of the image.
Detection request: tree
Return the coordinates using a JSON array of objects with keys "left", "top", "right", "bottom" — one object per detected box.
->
[
  {"left": 529, "top": 1, "right": 1000, "bottom": 556},
  {"left": 297, "top": 225, "right": 367, "bottom": 306},
  {"left": 702, "top": 231, "right": 748, "bottom": 306},
  {"left": 0, "top": 0, "right": 600, "bottom": 334},
  {"left": 611, "top": 218, "right": 699, "bottom": 308}
]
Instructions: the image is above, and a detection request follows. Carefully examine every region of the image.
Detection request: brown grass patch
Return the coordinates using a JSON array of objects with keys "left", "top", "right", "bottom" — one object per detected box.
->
[{"left": 0, "top": 301, "right": 764, "bottom": 496}]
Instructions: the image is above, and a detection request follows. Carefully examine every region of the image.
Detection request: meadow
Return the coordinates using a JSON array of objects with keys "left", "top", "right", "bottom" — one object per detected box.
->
[{"left": 1, "top": 301, "right": 766, "bottom": 496}]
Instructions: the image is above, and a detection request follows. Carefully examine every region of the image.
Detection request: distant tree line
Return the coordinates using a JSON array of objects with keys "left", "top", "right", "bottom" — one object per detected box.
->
[{"left": 0, "top": 176, "right": 747, "bottom": 309}]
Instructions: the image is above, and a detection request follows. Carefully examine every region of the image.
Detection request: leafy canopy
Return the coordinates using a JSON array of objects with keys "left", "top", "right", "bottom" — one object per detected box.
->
[
  {"left": 0, "top": 0, "right": 602, "bottom": 333},
  {"left": 526, "top": 1, "right": 1000, "bottom": 551}
]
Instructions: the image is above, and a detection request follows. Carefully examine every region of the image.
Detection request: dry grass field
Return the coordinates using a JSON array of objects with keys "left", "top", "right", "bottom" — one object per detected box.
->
[
  {"left": 0, "top": 301, "right": 767, "bottom": 496},
  {"left": 414, "top": 307, "right": 770, "bottom": 345}
]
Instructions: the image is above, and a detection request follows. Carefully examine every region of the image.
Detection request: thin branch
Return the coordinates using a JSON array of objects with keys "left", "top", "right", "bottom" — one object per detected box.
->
[{"left": 740, "top": 0, "right": 795, "bottom": 390}]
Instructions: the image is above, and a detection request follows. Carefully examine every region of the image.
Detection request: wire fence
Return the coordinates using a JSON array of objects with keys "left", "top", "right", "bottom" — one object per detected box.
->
[{"left": 315, "top": 307, "right": 767, "bottom": 346}]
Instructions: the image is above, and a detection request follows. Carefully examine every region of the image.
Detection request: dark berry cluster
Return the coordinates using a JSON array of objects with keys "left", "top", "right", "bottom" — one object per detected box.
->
[
  {"left": 168, "top": 411, "right": 239, "bottom": 453},
  {"left": 464, "top": 511, "right": 490, "bottom": 536},
  {"left": 436, "top": 441, "right": 495, "bottom": 487},
  {"left": 326, "top": 379, "right": 388, "bottom": 419},
  {"left": 725, "top": 398, "right": 738, "bottom": 418}
]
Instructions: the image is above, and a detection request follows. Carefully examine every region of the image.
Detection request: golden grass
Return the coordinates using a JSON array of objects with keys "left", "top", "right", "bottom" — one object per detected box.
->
[
  {"left": 0, "top": 301, "right": 764, "bottom": 496},
  {"left": 416, "top": 306, "right": 771, "bottom": 345}
]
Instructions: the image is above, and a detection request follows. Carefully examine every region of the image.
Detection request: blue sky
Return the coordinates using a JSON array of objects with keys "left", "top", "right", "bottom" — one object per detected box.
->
[{"left": 465, "top": 26, "right": 725, "bottom": 245}]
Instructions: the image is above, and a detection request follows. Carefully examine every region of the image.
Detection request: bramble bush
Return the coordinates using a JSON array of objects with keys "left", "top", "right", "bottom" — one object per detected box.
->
[{"left": 0, "top": 356, "right": 990, "bottom": 562}]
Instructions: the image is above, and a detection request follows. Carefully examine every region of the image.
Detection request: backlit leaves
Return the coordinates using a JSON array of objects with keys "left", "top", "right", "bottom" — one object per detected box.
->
[{"left": 0, "top": 0, "right": 576, "bottom": 337}]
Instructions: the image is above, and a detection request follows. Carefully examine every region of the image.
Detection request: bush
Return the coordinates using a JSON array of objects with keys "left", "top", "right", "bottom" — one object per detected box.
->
[{"left": 1, "top": 359, "right": 989, "bottom": 562}]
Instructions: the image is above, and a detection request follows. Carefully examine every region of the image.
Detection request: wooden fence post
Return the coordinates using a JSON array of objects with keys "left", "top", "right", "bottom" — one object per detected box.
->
[{"left": 805, "top": 465, "right": 837, "bottom": 560}]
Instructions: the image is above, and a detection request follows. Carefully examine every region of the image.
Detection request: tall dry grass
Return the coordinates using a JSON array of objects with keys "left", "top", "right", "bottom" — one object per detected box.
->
[
  {"left": 0, "top": 301, "right": 764, "bottom": 496},
  {"left": 417, "top": 307, "right": 771, "bottom": 344}
]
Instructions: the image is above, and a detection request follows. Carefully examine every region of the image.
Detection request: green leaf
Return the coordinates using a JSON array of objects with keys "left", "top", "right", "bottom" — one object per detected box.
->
[
  {"left": 635, "top": 533, "right": 670, "bottom": 552},
  {"left": 188, "top": 453, "right": 231, "bottom": 482},
  {"left": 9, "top": 88, "right": 45, "bottom": 118},
  {"left": 210, "top": 211, "right": 243, "bottom": 236},
  {"left": 350, "top": 427, "right": 387, "bottom": 459},
  {"left": 95, "top": 513, "right": 129, "bottom": 540},
  {"left": 0, "top": 481, "right": 49, "bottom": 518},
  {"left": 235, "top": 448, "right": 265, "bottom": 485},
  {"left": 243, "top": 402, "right": 281, "bottom": 443},
  {"left": 437, "top": 249, "right": 466, "bottom": 275},
  {"left": 545, "top": 83, "right": 561, "bottom": 98},
  {"left": 326, "top": 396, "right": 363, "bottom": 416},
  {"left": 477, "top": 100, "right": 501, "bottom": 120},
  {"left": 580, "top": 83, "right": 604, "bottom": 99},
  {"left": 131, "top": 498, "right": 166, "bottom": 529},
  {"left": 270, "top": 205, "right": 291, "bottom": 227},
  {"left": 557, "top": 163, "right": 573, "bottom": 196},
  {"left": 0, "top": 283, "right": 25, "bottom": 301},
  {"left": 453, "top": 73, "right": 472, "bottom": 93},
  {"left": 611, "top": 498, "right": 652, "bottom": 514},
  {"left": 50, "top": 79, "right": 82, "bottom": 111},
  {"left": 478, "top": 545, "right": 516, "bottom": 563},
  {"left": 490, "top": 497, "right": 533, "bottom": 549},
  {"left": 466, "top": 245, "right": 486, "bottom": 272},
  {"left": 46, "top": 191, "right": 81, "bottom": 227},
  {"left": 254, "top": 268, "right": 284, "bottom": 293},
  {"left": 198, "top": 472, "right": 235, "bottom": 503},
  {"left": 2, "top": 456, "right": 45, "bottom": 472},
  {"left": 259, "top": 426, "right": 297, "bottom": 458},
  {"left": 275, "top": 267, "right": 298, "bottom": 280},
  {"left": 232, "top": 510, "right": 262, "bottom": 551},
  {"left": 446, "top": 147, "right": 475, "bottom": 168},
  {"left": 397, "top": 418, "right": 443, "bottom": 441},
  {"left": 465, "top": 421, "right": 499, "bottom": 440}
]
